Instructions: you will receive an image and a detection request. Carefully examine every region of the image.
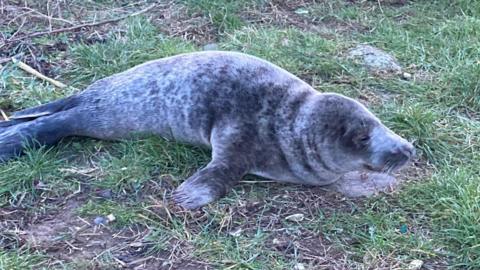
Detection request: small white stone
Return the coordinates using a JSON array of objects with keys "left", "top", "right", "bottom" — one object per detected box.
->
[
  {"left": 229, "top": 228, "right": 242, "bottom": 237},
  {"left": 408, "top": 259, "right": 424, "bottom": 270},
  {"left": 402, "top": 72, "right": 412, "bottom": 80},
  {"left": 294, "top": 263, "right": 306, "bottom": 270},
  {"left": 129, "top": 242, "right": 143, "bottom": 247},
  {"left": 285, "top": 213, "right": 304, "bottom": 222},
  {"left": 295, "top": 8, "right": 309, "bottom": 15},
  {"left": 106, "top": 214, "right": 116, "bottom": 222}
]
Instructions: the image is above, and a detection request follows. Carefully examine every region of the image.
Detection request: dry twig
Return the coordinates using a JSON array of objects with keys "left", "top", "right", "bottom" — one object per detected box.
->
[
  {"left": 0, "top": 109, "right": 9, "bottom": 121},
  {"left": 5, "top": 4, "right": 156, "bottom": 44},
  {"left": 12, "top": 58, "right": 67, "bottom": 88},
  {"left": 21, "top": 6, "right": 75, "bottom": 26}
]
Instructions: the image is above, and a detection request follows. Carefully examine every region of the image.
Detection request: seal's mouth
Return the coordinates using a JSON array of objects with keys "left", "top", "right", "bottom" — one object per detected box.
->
[
  {"left": 363, "top": 159, "right": 409, "bottom": 175},
  {"left": 363, "top": 163, "right": 383, "bottom": 173}
]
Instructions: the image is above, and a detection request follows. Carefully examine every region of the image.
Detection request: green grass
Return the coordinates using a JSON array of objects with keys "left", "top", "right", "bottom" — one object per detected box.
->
[
  {"left": 313, "top": 162, "right": 480, "bottom": 268},
  {"left": 192, "top": 233, "right": 291, "bottom": 269},
  {"left": 89, "top": 137, "right": 208, "bottom": 192},
  {"left": 67, "top": 16, "right": 196, "bottom": 86},
  {"left": 182, "top": 0, "right": 259, "bottom": 34},
  {"left": 0, "top": 145, "right": 73, "bottom": 206},
  {"left": 77, "top": 200, "right": 141, "bottom": 227},
  {"left": 378, "top": 102, "right": 479, "bottom": 165},
  {"left": 0, "top": 67, "right": 75, "bottom": 110},
  {"left": 0, "top": 251, "right": 48, "bottom": 270},
  {"left": 360, "top": 14, "right": 480, "bottom": 112},
  {"left": 411, "top": 166, "right": 480, "bottom": 268},
  {"left": 221, "top": 27, "right": 349, "bottom": 81},
  {"left": 1, "top": 1, "right": 480, "bottom": 269}
]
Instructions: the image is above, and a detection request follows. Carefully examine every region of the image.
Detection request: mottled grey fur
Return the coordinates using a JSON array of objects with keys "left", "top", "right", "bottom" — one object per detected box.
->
[{"left": 0, "top": 51, "right": 414, "bottom": 209}]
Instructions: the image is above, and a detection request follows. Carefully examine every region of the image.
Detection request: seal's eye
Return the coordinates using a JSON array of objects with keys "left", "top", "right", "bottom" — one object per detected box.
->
[
  {"left": 359, "top": 135, "right": 370, "bottom": 143},
  {"left": 352, "top": 132, "right": 370, "bottom": 148}
]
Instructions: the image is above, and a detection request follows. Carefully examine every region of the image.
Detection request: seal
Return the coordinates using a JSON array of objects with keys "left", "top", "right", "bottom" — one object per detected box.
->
[{"left": 0, "top": 51, "right": 414, "bottom": 209}]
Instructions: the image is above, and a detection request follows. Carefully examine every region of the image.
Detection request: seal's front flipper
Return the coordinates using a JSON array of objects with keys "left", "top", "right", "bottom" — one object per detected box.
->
[
  {"left": 173, "top": 162, "right": 246, "bottom": 209},
  {"left": 326, "top": 171, "right": 398, "bottom": 197}
]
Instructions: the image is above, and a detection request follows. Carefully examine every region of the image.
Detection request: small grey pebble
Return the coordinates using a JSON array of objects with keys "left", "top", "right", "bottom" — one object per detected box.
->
[
  {"left": 94, "top": 216, "right": 107, "bottom": 225},
  {"left": 203, "top": 43, "right": 219, "bottom": 51}
]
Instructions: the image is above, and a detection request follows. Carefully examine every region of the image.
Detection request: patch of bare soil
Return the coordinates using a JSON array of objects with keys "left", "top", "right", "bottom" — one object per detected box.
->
[
  {"left": 244, "top": 0, "right": 370, "bottom": 37},
  {"left": 396, "top": 157, "right": 433, "bottom": 183},
  {"left": 351, "top": 0, "right": 408, "bottom": 6},
  {"left": 152, "top": 0, "right": 372, "bottom": 46},
  {"left": 151, "top": 4, "right": 218, "bottom": 45},
  {"left": 169, "top": 184, "right": 358, "bottom": 267},
  {"left": 109, "top": 180, "right": 352, "bottom": 268},
  {"left": 1, "top": 196, "right": 170, "bottom": 269},
  {"left": 266, "top": 229, "right": 348, "bottom": 268},
  {"left": 22, "top": 199, "right": 128, "bottom": 264}
]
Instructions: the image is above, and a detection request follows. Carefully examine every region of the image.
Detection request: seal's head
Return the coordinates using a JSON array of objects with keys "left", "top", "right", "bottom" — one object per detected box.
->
[{"left": 313, "top": 93, "right": 415, "bottom": 175}]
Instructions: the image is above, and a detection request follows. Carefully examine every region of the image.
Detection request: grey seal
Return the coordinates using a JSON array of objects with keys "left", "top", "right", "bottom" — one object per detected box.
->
[{"left": 0, "top": 51, "right": 414, "bottom": 209}]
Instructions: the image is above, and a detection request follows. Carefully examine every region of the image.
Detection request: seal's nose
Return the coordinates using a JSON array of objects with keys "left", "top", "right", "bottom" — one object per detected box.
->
[{"left": 391, "top": 143, "right": 415, "bottom": 162}]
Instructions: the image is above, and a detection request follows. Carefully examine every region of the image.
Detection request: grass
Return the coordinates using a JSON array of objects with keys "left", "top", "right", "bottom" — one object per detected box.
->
[
  {"left": 87, "top": 137, "right": 208, "bottom": 193},
  {"left": 0, "top": 250, "right": 48, "bottom": 270},
  {"left": 67, "top": 16, "right": 197, "bottom": 86},
  {"left": 359, "top": 11, "right": 480, "bottom": 112},
  {"left": 182, "top": 0, "right": 255, "bottom": 34},
  {"left": 1, "top": 0, "right": 479, "bottom": 269},
  {"left": 221, "top": 27, "right": 349, "bottom": 81},
  {"left": 378, "top": 102, "right": 475, "bottom": 165},
  {"left": 0, "top": 68, "right": 75, "bottom": 110},
  {"left": 421, "top": 167, "right": 480, "bottom": 268}
]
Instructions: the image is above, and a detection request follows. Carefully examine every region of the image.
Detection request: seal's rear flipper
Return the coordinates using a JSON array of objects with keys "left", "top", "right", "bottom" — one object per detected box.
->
[
  {"left": 0, "top": 95, "right": 81, "bottom": 162},
  {"left": 0, "top": 104, "right": 78, "bottom": 162},
  {"left": 10, "top": 95, "right": 80, "bottom": 120},
  {"left": 0, "top": 119, "right": 30, "bottom": 134}
]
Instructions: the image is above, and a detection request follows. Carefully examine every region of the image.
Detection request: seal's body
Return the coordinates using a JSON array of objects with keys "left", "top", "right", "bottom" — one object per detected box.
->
[{"left": 0, "top": 51, "right": 414, "bottom": 208}]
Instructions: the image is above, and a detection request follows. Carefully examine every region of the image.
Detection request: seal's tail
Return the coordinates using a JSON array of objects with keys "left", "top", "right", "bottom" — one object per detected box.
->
[{"left": 0, "top": 96, "right": 80, "bottom": 162}]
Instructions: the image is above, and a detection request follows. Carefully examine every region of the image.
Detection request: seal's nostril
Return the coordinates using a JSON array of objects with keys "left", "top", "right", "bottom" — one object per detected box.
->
[
  {"left": 389, "top": 144, "right": 414, "bottom": 162},
  {"left": 396, "top": 144, "right": 414, "bottom": 160},
  {"left": 409, "top": 146, "right": 416, "bottom": 158}
]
